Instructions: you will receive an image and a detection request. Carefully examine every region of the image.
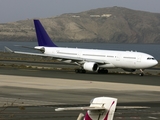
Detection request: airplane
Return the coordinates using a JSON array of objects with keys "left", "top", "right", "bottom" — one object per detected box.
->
[
  {"left": 5, "top": 20, "right": 158, "bottom": 76},
  {"left": 55, "top": 96, "right": 149, "bottom": 120}
]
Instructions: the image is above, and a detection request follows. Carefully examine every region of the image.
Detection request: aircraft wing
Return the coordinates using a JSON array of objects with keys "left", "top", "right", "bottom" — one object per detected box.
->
[
  {"left": 55, "top": 106, "right": 105, "bottom": 111},
  {"left": 5, "top": 46, "right": 107, "bottom": 64},
  {"left": 55, "top": 106, "right": 149, "bottom": 112},
  {"left": 116, "top": 106, "right": 150, "bottom": 109}
]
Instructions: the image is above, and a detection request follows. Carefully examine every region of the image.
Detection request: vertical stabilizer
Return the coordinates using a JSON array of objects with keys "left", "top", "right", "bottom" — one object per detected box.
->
[
  {"left": 84, "top": 97, "right": 117, "bottom": 120},
  {"left": 33, "top": 20, "right": 57, "bottom": 47}
]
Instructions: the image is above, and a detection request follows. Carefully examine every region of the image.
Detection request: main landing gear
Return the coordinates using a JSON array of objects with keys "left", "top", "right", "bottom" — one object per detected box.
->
[
  {"left": 139, "top": 69, "right": 144, "bottom": 76},
  {"left": 98, "top": 68, "right": 108, "bottom": 74},
  {"left": 75, "top": 69, "right": 86, "bottom": 73},
  {"left": 75, "top": 68, "right": 108, "bottom": 74}
]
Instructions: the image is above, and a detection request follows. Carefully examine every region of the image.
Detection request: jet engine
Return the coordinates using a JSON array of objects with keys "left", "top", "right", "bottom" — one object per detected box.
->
[
  {"left": 123, "top": 69, "right": 136, "bottom": 72},
  {"left": 83, "top": 62, "right": 99, "bottom": 72}
]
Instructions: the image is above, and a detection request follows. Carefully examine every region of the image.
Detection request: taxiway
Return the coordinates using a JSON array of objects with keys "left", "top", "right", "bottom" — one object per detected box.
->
[{"left": 0, "top": 67, "right": 159, "bottom": 120}]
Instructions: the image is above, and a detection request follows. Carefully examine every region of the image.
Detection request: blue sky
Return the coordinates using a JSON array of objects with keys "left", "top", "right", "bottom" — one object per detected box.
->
[{"left": 0, "top": 0, "right": 160, "bottom": 23}]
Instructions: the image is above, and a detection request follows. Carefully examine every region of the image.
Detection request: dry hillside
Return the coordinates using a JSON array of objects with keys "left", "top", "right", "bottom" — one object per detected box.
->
[{"left": 0, "top": 6, "right": 160, "bottom": 43}]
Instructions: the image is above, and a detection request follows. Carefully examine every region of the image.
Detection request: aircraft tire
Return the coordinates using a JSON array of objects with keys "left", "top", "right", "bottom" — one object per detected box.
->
[
  {"left": 104, "top": 69, "right": 108, "bottom": 74},
  {"left": 75, "top": 69, "right": 86, "bottom": 73},
  {"left": 75, "top": 69, "right": 79, "bottom": 73},
  {"left": 139, "top": 73, "right": 144, "bottom": 76},
  {"left": 81, "top": 69, "right": 86, "bottom": 73},
  {"left": 98, "top": 69, "right": 108, "bottom": 74}
]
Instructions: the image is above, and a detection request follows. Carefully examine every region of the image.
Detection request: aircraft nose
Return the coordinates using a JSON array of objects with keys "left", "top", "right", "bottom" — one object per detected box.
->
[
  {"left": 147, "top": 59, "right": 158, "bottom": 68},
  {"left": 154, "top": 60, "right": 158, "bottom": 66},
  {"left": 151, "top": 60, "right": 158, "bottom": 67}
]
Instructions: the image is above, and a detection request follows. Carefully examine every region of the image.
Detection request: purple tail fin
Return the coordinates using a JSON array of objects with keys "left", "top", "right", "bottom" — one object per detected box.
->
[{"left": 34, "top": 20, "right": 57, "bottom": 47}]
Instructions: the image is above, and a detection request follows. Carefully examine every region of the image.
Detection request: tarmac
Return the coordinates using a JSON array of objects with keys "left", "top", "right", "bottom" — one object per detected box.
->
[{"left": 0, "top": 67, "right": 160, "bottom": 120}]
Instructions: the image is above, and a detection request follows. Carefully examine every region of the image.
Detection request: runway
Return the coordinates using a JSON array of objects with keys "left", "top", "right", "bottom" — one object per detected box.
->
[
  {"left": 0, "top": 67, "right": 160, "bottom": 120},
  {"left": 0, "top": 67, "right": 160, "bottom": 86}
]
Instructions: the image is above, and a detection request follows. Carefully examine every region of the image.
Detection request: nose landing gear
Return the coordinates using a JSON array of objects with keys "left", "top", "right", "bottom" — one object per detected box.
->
[{"left": 139, "top": 69, "right": 144, "bottom": 76}]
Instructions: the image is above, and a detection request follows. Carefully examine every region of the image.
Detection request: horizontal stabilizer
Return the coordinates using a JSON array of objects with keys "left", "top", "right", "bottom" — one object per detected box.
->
[
  {"left": 55, "top": 105, "right": 149, "bottom": 112},
  {"left": 14, "top": 45, "right": 35, "bottom": 50},
  {"left": 117, "top": 106, "right": 150, "bottom": 109},
  {"left": 55, "top": 106, "right": 105, "bottom": 111}
]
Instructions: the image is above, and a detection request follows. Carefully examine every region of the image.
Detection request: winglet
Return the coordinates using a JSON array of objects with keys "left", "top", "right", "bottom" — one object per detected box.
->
[
  {"left": 34, "top": 19, "right": 57, "bottom": 47},
  {"left": 4, "top": 46, "right": 14, "bottom": 53}
]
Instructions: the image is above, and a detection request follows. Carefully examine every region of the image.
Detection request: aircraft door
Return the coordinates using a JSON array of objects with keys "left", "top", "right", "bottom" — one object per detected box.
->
[
  {"left": 77, "top": 51, "right": 81, "bottom": 58},
  {"left": 116, "top": 54, "right": 121, "bottom": 61},
  {"left": 137, "top": 55, "right": 141, "bottom": 62}
]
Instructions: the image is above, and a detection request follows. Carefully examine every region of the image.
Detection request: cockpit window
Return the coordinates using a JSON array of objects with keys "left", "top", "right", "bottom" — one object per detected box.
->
[{"left": 147, "top": 57, "right": 155, "bottom": 60}]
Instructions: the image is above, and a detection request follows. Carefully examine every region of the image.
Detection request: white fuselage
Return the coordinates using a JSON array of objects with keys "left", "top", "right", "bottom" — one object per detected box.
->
[{"left": 43, "top": 47, "right": 158, "bottom": 69}]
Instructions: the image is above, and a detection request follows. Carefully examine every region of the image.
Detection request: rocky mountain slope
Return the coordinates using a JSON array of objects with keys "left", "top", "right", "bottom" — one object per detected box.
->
[{"left": 0, "top": 6, "right": 160, "bottom": 43}]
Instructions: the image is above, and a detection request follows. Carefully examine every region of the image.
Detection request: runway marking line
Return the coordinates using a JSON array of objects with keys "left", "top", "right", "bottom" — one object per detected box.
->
[{"left": 148, "top": 116, "right": 158, "bottom": 119}]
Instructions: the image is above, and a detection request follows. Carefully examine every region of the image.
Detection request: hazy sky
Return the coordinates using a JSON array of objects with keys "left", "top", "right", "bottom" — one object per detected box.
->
[{"left": 0, "top": 0, "right": 160, "bottom": 23}]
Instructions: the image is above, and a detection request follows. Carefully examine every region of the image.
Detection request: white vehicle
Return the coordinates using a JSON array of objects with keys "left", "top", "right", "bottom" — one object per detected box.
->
[
  {"left": 7, "top": 20, "right": 158, "bottom": 76},
  {"left": 55, "top": 97, "right": 117, "bottom": 120},
  {"left": 55, "top": 97, "right": 149, "bottom": 120}
]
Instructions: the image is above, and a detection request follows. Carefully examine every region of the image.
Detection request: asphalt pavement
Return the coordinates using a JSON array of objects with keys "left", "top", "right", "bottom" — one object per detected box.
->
[{"left": 0, "top": 66, "right": 159, "bottom": 120}]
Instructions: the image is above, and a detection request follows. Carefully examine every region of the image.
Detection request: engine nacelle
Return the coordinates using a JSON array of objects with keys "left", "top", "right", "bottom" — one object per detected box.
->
[
  {"left": 83, "top": 62, "right": 99, "bottom": 72},
  {"left": 123, "top": 68, "right": 136, "bottom": 72}
]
